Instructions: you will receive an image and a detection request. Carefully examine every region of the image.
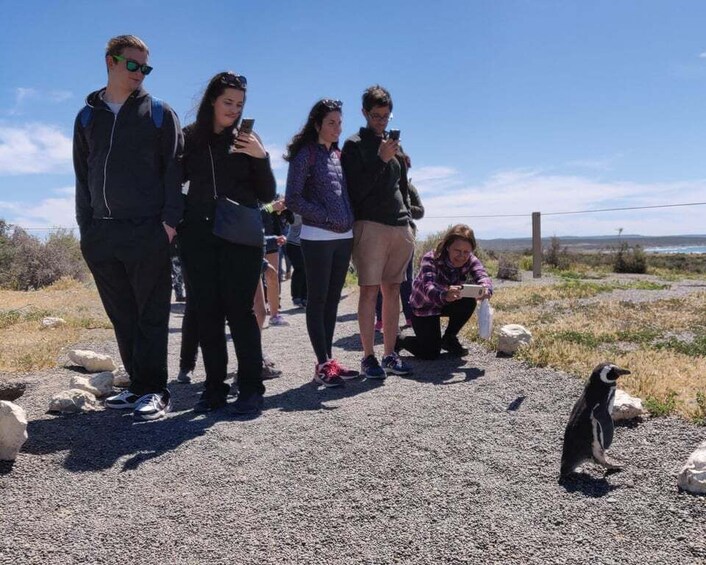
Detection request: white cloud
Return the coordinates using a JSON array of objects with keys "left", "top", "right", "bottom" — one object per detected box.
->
[
  {"left": 0, "top": 124, "right": 72, "bottom": 175},
  {"left": 0, "top": 187, "right": 77, "bottom": 230},
  {"left": 699, "top": 52, "right": 706, "bottom": 58},
  {"left": 414, "top": 168, "right": 706, "bottom": 239},
  {"left": 264, "top": 143, "right": 286, "bottom": 171},
  {"left": 8, "top": 88, "right": 73, "bottom": 115}
]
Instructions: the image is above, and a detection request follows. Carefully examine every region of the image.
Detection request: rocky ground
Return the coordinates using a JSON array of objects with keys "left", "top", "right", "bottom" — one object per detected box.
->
[{"left": 0, "top": 278, "right": 704, "bottom": 565}]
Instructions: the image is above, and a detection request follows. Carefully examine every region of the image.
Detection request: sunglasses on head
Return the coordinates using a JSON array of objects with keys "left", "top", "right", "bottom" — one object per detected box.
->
[
  {"left": 112, "top": 55, "right": 153, "bottom": 75},
  {"left": 220, "top": 73, "right": 248, "bottom": 89},
  {"left": 321, "top": 99, "right": 343, "bottom": 110}
]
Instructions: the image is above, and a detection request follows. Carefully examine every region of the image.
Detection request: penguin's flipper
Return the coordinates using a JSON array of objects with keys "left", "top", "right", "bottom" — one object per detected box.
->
[
  {"left": 592, "top": 404, "right": 615, "bottom": 448},
  {"left": 591, "top": 410, "right": 622, "bottom": 471}
]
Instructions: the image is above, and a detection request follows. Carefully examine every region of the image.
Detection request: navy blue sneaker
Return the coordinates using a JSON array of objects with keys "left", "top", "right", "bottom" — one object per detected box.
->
[
  {"left": 361, "top": 355, "right": 386, "bottom": 379},
  {"left": 382, "top": 352, "right": 413, "bottom": 376}
]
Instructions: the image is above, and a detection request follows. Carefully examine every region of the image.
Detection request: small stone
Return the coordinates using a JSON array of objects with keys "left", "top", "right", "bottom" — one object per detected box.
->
[
  {"left": 677, "top": 440, "right": 706, "bottom": 495},
  {"left": 41, "top": 317, "right": 66, "bottom": 329},
  {"left": 68, "top": 349, "right": 116, "bottom": 373},
  {"left": 0, "top": 401, "right": 28, "bottom": 461},
  {"left": 48, "top": 389, "right": 99, "bottom": 414},
  {"left": 112, "top": 367, "right": 130, "bottom": 388},
  {"left": 497, "top": 324, "right": 532, "bottom": 355},
  {"left": 612, "top": 389, "right": 646, "bottom": 421},
  {"left": 69, "top": 372, "right": 114, "bottom": 398}
]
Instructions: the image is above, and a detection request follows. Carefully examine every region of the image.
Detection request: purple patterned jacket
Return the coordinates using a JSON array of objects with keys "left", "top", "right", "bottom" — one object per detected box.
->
[
  {"left": 285, "top": 143, "right": 354, "bottom": 233},
  {"left": 410, "top": 251, "right": 493, "bottom": 317}
]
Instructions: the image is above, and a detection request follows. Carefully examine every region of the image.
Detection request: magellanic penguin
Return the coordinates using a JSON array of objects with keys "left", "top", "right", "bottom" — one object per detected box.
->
[{"left": 560, "top": 362, "right": 631, "bottom": 480}]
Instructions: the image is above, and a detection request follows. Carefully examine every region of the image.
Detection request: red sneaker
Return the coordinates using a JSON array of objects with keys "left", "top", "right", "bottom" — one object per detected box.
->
[{"left": 329, "top": 359, "right": 359, "bottom": 380}]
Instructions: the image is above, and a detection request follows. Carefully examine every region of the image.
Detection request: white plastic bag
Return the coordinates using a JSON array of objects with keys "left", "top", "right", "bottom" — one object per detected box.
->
[{"left": 477, "top": 299, "right": 493, "bottom": 340}]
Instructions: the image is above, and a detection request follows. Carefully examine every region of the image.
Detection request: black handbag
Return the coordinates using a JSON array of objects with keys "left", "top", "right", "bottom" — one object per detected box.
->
[
  {"left": 213, "top": 196, "right": 264, "bottom": 247},
  {"left": 207, "top": 145, "right": 264, "bottom": 247}
]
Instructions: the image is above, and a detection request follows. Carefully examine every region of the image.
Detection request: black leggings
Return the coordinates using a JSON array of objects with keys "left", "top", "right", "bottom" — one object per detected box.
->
[
  {"left": 301, "top": 238, "right": 353, "bottom": 364},
  {"left": 398, "top": 298, "right": 476, "bottom": 360},
  {"left": 179, "top": 217, "right": 264, "bottom": 399}
]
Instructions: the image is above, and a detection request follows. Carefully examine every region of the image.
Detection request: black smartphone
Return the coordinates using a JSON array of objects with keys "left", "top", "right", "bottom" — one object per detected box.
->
[
  {"left": 388, "top": 129, "right": 400, "bottom": 141},
  {"left": 239, "top": 118, "right": 255, "bottom": 135}
]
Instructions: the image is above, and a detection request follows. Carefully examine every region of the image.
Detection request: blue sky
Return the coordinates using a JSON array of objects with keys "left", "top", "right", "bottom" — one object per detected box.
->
[{"left": 1, "top": 0, "right": 705, "bottom": 239}]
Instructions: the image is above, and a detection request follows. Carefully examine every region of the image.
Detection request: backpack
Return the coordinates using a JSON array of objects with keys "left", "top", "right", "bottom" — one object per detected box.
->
[{"left": 79, "top": 97, "right": 164, "bottom": 128}]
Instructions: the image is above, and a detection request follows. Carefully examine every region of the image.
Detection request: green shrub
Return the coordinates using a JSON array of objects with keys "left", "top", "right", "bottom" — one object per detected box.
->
[
  {"left": 613, "top": 242, "right": 648, "bottom": 274},
  {"left": 644, "top": 390, "right": 679, "bottom": 417}
]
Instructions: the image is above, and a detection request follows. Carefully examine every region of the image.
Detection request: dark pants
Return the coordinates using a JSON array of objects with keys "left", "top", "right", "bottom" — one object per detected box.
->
[
  {"left": 286, "top": 242, "right": 307, "bottom": 301},
  {"left": 376, "top": 258, "right": 414, "bottom": 321},
  {"left": 301, "top": 238, "right": 353, "bottom": 364},
  {"left": 179, "top": 299, "right": 199, "bottom": 371},
  {"left": 398, "top": 298, "right": 476, "bottom": 360},
  {"left": 81, "top": 218, "right": 171, "bottom": 396},
  {"left": 179, "top": 217, "right": 264, "bottom": 400}
]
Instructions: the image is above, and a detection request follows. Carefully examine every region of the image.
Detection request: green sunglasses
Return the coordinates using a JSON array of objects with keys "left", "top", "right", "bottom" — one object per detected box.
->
[{"left": 112, "top": 55, "right": 153, "bottom": 75}]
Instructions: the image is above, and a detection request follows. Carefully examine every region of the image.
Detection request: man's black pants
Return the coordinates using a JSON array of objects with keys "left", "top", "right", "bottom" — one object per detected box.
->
[{"left": 81, "top": 218, "right": 171, "bottom": 396}]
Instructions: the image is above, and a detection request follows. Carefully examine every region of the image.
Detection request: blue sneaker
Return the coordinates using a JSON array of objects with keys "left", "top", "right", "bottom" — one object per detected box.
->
[
  {"left": 382, "top": 352, "right": 413, "bottom": 376},
  {"left": 361, "top": 354, "right": 386, "bottom": 379}
]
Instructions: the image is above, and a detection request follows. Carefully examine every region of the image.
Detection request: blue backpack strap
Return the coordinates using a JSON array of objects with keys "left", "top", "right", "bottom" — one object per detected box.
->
[
  {"left": 151, "top": 97, "right": 164, "bottom": 128},
  {"left": 79, "top": 105, "right": 93, "bottom": 128}
]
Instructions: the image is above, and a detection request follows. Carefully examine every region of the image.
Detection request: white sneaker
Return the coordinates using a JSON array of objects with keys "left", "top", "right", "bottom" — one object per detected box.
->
[
  {"left": 105, "top": 389, "right": 140, "bottom": 410},
  {"left": 133, "top": 390, "right": 171, "bottom": 421}
]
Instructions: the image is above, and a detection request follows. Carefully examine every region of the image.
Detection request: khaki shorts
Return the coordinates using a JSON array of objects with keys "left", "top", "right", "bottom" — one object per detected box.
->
[{"left": 352, "top": 220, "right": 415, "bottom": 286}]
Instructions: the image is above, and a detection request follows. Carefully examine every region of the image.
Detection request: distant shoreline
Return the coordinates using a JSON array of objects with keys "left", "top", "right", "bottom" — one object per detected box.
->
[{"left": 478, "top": 234, "right": 706, "bottom": 253}]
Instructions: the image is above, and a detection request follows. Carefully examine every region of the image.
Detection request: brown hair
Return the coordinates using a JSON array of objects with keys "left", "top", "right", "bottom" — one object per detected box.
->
[
  {"left": 105, "top": 35, "right": 149, "bottom": 58},
  {"left": 434, "top": 224, "right": 477, "bottom": 259},
  {"left": 362, "top": 85, "right": 393, "bottom": 112}
]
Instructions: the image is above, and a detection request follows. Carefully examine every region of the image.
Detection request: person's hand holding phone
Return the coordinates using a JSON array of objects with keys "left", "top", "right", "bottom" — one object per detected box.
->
[
  {"left": 445, "top": 285, "right": 463, "bottom": 303},
  {"left": 378, "top": 138, "right": 399, "bottom": 163}
]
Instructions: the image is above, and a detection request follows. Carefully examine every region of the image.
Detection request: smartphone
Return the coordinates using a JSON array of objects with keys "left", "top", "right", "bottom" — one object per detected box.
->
[
  {"left": 388, "top": 129, "right": 400, "bottom": 141},
  {"left": 460, "top": 284, "right": 485, "bottom": 299},
  {"left": 239, "top": 118, "right": 255, "bottom": 135}
]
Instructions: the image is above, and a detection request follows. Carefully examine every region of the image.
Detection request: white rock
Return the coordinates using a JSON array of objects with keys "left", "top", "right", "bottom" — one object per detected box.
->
[
  {"left": 48, "top": 389, "right": 99, "bottom": 414},
  {"left": 68, "top": 349, "right": 116, "bottom": 373},
  {"left": 678, "top": 441, "right": 706, "bottom": 495},
  {"left": 497, "top": 324, "right": 532, "bottom": 355},
  {"left": 0, "top": 401, "right": 28, "bottom": 461},
  {"left": 113, "top": 367, "right": 130, "bottom": 388},
  {"left": 42, "top": 317, "right": 66, "bottom": 328},
  {"left": 612, "top": 389, "right": 646, "bottom": 421},
  {"left": 69, "top": 372, "right": 114, "bottom": 398}
]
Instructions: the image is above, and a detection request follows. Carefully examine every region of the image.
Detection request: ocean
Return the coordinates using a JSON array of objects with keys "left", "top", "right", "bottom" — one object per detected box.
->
[{"left": 645, "top": 246, "right": 706, "bottom": 254}]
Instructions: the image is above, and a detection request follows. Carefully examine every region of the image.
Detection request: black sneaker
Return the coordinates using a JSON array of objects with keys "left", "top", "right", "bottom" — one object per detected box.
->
[
  {"left": 176, "top": 369, "right": 193, "bottom": 384},
  {"left": 193, "top": 394, "right": 227, "bottom": 413},
  {"left": 133, "top": 390, "right": 171, "bottom": 421},
  {"left": 441, "top": 334, "right": 469, "bottom": 356},
  {"left": 232, "top": 392, "right": 264, "bottom": 415},
  {"left": 105, "top": 389, "right": 140, "bottom": 410},
  {"left": 262, "top": 364, "right": 283, "bottom": 380}
]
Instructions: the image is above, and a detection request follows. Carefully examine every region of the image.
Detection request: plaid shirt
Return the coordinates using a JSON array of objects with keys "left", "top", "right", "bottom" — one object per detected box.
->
[{"left": 409, "top": 251, "right": 493, "bottom": 317}]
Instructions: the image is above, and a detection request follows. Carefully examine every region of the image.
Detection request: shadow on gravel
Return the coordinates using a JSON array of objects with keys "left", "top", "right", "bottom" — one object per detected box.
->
[
  {"left": 558, "top": 472, "right": 620, "bottom": 497},
  {"left": 399, "top": 356, "right": 485, "bottom": 386},
  {"left": 22, "top": 383, "right": 223, "bottom": 473},
  {"left": 265, "top": 379, "right": 385, "bottom": 413}
]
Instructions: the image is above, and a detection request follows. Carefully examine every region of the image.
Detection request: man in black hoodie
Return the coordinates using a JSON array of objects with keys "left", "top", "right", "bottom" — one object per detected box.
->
[{"left": 73, "top": 34, "right": 184, "bottom": 421}]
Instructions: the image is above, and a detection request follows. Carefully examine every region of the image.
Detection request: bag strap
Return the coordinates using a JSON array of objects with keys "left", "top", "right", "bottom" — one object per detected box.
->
[{"left": 208, "top": 144, "right": 218, "bottom": 199}]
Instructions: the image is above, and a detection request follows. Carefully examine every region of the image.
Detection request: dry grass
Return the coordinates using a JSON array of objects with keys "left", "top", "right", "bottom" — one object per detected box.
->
[
  {"left": 461, "top": 280, "right": 706, "bottom": 421},
  {"left": 0, "top": 277, "right": 112, "bottom": 373}
]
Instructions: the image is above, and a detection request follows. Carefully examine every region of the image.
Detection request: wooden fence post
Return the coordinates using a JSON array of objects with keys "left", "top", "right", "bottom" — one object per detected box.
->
[{"left": 532, "top": 212, "right": 541, "bottom": 278}]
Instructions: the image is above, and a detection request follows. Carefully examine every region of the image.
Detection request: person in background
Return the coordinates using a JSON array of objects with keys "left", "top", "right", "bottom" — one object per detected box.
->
[
  {"left": 375, "top": 155, "right": 425, "bottom": 332},
  {"left": 285, "top": 98, "right": 357, "bottom": 387},
  {"left": 341, "top": 85, "right": 415, "bottom": 379},
  {"left": 74, "top": 34, "right": 183, "bottom": 421},
  {"left": 286, "top": 213, "right": 307, "bottom": 307},
  {"left": 178, "top": 71, "right": 275, "bottom": 415},
  {"left": 261, "top": 197, "right": 289, "bottom": 326},
  {"left": 396, "top": 224, "right": 492, "bottom": 360}
]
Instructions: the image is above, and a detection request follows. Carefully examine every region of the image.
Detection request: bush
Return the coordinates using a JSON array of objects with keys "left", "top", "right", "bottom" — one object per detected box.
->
[
  {"left": 497, "top": 255, "right": 521, "bottom": 281},
  {"left": 544, "top": 236, "right": 571, "bottom": 269},
  {"left": 613, "top": 242, "right": 648, "bottom": 274},
  {"left": 0, "top": 223, "right": 88, "bottom": 290}
]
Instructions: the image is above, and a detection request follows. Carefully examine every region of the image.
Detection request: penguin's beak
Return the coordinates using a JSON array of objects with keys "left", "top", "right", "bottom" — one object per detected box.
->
[{"left": 615, "top": 367, "right": 631, "bottom": 377}]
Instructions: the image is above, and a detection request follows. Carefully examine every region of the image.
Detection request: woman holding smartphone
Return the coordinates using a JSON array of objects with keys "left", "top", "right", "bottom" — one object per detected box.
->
[
  {"left": 396, "top": 224, "right": 493, "bottom": 360},
  {"left": 178, "top": 71, "right": 276, "bottom": 414},
  {"left": 284, "top": 99, "right": 357, "bottom": 387}
]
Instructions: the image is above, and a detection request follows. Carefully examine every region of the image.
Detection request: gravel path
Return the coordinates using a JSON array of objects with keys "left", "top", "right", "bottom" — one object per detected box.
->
[{"left": 1, "top": 282, "right": 704, "bottom": 564}]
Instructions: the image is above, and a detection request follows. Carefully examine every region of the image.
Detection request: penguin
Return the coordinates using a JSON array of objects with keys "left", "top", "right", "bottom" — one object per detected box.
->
[{"left": 559, "top": 362, "right": 631, "bottom": 480}]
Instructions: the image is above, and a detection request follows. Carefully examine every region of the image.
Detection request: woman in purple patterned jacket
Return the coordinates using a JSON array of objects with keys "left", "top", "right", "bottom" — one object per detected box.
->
[
  {"left": 284, "top": 99, "right": 358, "bottom": 387},
  {"left": 396, "top": 224, "right": 493, "bottom": 360}
]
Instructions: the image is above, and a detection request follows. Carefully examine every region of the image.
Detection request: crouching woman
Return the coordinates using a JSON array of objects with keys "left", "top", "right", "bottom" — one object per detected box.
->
[{"left": 396, "top": 224, "right": 493, "bottom": 360}]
